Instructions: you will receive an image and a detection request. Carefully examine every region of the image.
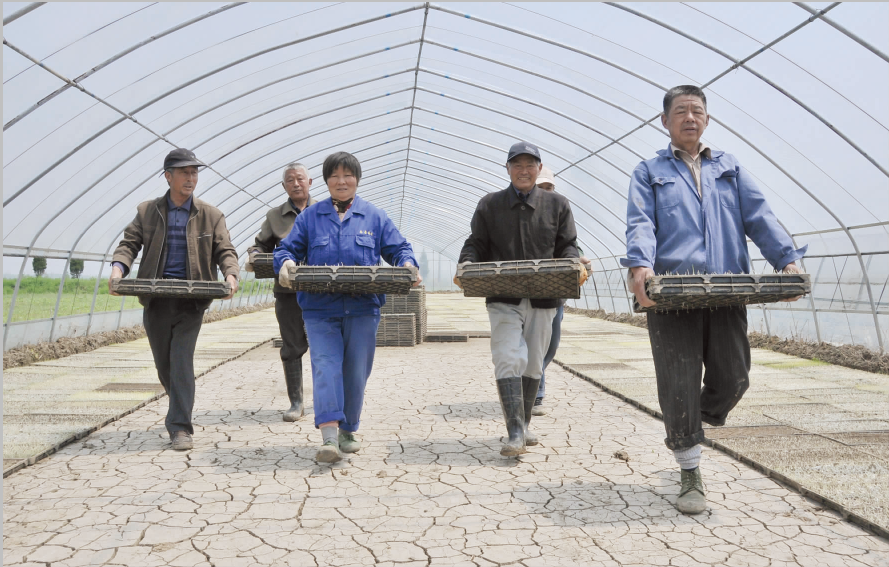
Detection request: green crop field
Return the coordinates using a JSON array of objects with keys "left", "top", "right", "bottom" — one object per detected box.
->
[{"left": 3, "top": 277, "right": 273, "bottom": 323}]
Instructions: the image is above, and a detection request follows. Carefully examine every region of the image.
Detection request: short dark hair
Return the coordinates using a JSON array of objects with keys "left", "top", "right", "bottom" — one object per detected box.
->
[
  {"left": 322, "top": 152, "right": 362, "bottom": 184},
  {"left": 663, "top": 85, "right": 707, "bottom": 115}
]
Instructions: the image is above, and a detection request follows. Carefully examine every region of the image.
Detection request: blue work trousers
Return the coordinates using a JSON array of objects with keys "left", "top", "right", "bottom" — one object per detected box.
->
[
  {"left": 304, "top": 314, "right": 380, "bottom": 431},
  {"left": 539, "top": 304, "right": 564, "bottom": 398}
]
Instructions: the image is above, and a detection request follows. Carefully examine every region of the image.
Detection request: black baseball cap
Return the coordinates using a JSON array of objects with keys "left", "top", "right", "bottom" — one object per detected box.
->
[
  {"left": 163, "top": 148, "right": 206, "bottom": 171},
  {"left": 506, "top": 141, "right": 541, "bottom": 164}
]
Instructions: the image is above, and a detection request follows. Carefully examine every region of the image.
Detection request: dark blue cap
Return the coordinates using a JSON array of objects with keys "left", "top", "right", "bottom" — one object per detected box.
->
[{"left": 506, "top": 141, "right": 541, "bottom": 164}]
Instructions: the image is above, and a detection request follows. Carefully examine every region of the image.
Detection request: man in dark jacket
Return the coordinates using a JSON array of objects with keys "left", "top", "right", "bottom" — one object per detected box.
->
[
  {"left": 110, "top": 148, "right": 240, "bottom": 451},
  {"left": 459, "top": 142, "right": 584, "bottom": 457},
  {"left": 244, "top": 163, "right": 316, "bottom": 422}
]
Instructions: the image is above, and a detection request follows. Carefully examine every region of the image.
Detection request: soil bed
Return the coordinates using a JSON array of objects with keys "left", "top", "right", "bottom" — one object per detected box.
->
[
  {"left": 3, "top": 302, "right": 274, "bottom": 370},
  {"left": 565, "top": 306, "right": 889, "bottom": 375}
]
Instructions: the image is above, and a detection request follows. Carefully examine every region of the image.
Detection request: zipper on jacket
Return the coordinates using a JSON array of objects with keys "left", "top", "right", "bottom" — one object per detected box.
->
[{"left": 154, "top": 202, "right": 167, "bottom": 278}]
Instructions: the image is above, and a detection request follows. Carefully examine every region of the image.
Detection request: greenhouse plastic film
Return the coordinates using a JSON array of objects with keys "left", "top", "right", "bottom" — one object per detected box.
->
[
  {"left": 634, "top": 273, "right": 811, "bottom": 313},
  {"left": 110, "top": 278, "right": 232, "bottom": 299},
  {"left": 456, "top": 259, "right": 583, "bottom": 299}
]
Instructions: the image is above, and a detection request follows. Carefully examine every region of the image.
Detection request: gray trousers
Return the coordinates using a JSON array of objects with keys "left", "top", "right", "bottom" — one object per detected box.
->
[
  {"left": 143, "top": 298, "right": 204, "bottom": 436},
  {"left": 487, "top": 299, "right": 556, "bottom": 380},
  {"left": 274, "top": 292, "right": 309, "bottom": 364},
  {"left": 647, "top": 306, "right": 751, "bottom": 450}
]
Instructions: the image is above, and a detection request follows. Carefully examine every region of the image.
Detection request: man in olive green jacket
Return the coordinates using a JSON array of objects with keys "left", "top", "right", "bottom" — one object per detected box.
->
[
  {"left": 110, "top": 148, "right": 239, "bottom": 450},
  {"left": 244, "top": 163, "right": 316, "bottom": 422}
]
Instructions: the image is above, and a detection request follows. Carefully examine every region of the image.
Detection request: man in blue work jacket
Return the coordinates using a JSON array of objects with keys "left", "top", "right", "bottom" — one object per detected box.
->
[{"left": 621, "top": 85, "right": 806, "bottom": 515}]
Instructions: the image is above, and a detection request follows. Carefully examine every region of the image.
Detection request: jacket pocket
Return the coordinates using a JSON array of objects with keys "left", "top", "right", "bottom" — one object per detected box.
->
[
  {"left": 308, "top": 235, "right": 332, "bottom": 265},
  {"left": 355, "top": 234, "right": 375, "bottom": 265},
  {"left": 651, "top": 176, "right": 680, "bottom": 210},
  {"left": 717, "top": 167, "right": 741, "bottom": 209}
]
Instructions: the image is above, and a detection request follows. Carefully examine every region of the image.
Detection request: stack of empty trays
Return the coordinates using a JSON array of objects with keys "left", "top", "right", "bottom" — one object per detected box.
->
[
  {"left": 381, "top": 286, "right": 427, "bottom": 343},
  {"left": 376, "top": 313, "right": 416, "bottom": 347}
]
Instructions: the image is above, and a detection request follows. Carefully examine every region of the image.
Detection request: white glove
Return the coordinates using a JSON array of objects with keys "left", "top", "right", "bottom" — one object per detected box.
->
[{"left": 278, "top": 259, "right": 296, "bottom": 288}]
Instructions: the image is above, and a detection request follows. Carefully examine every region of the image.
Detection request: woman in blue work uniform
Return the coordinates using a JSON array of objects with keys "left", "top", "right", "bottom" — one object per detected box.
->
[{"left": 274, "top": 152, "right": 421, "bottom": 463}]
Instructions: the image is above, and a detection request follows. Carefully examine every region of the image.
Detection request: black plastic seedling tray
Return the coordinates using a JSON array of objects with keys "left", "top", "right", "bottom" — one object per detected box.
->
[
  {"left": 284, "top": 265, "right": 417, "bottom": 295},
  {"left": 456, "top": 258, "right": 582, "bottom": 299},
  {"left": 376, "top": 313, "right": 416, "bottom": 347},
  {"left": 110, "top": 278, "right": 231, "bottom": 299},
  {"left": 252, "top": 253, "right": 276, "bottom": 279},
  {"left": 633, "top": 273, "right": 811, "bottom": 313},
  {"left": 381, "top": 286, "right": 427, "bottom": 342}
]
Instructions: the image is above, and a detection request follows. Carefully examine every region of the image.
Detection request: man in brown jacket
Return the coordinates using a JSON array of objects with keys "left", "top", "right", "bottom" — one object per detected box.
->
[
  {"left": 109, "top": 148, "right": 239, "bottom": 450},
  {"left": 244, "top": 163, "right": 316, "bottom": 422}
]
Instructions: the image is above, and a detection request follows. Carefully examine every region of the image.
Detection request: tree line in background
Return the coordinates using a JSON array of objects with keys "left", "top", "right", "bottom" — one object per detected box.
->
[{"left": 28, "top": 257, "right": 86, "bottom": 279}]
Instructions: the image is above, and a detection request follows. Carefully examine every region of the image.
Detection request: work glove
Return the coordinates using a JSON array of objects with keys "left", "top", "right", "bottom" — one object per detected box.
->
[
  {"left": 579, "top": 264, "right": 589, "bottom": 286},
  {"left": 453, "top": 275, "right": 463, "bottom": 290},
  {"left": 278, "top": 259, "right": 296, "bottom": 288},
  {"left": 243, "top": 251, "right": 257, "bottom": 273}
]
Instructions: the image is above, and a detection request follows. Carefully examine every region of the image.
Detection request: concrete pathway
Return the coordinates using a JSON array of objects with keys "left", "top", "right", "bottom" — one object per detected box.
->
[{"left": 4, "top": 296, "right": 889, "bottom": 566}]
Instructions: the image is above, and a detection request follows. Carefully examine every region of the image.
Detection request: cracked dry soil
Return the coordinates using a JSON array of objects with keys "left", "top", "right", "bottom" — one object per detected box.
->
[{"left": 4, "top": 340, "right": 889, "bottom": 567}]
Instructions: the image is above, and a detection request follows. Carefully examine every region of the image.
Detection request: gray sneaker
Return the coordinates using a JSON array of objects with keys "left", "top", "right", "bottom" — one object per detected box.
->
[
  {"left": 338, "top": 431, "right": 361, "bottom": 453},
  {"left": 316, "top": 440, "right": 342, "bottom": 463},
  {"left": 171, "top": 431, "right": 193, "bottom": 451},
  {"left": 676, "top": 468, "right": 706, "bottom": 514}
]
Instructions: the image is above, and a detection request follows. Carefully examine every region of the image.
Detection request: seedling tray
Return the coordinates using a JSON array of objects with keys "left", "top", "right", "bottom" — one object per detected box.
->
[
  {"left": 634, "top": 273, "right": 811, "bottom": 313},
  {"left": 252, "top": 253, "right": 276, "bottom": 279},
  {"left": 110, "top": 278, "right": 231, "bottom": 299},
  {"left": 381, "top": 286, "right": 427, "bottom": 342},
  {"left": 456, "top": 258, "right": 582, "bottom": 299},
  {"left": 284, "top": 265, "right": 417, "bottom": 295},
  {"left": 377, "top": 313, "right": 416, "bottom": 347}
]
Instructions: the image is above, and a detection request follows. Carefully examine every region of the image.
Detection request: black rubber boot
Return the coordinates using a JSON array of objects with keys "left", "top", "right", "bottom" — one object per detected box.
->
[
  {"left": 522, "top": 376, "right": 541, "bottom": 446},
  {"left": 496, "top": 377, "right": 526, "bottom": 456},
  {"left": 282, "top": 358, "right": 304, "bottom": 422}
]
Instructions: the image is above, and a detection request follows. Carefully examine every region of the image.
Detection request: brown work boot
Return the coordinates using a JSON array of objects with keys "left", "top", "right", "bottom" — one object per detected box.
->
[{"left": 171, "top": 431, "right": 193, "bottom": 451}]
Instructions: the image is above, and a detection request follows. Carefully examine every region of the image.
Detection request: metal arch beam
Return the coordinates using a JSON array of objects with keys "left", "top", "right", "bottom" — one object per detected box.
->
[
  {"left": 428, "top": 4, "right": 667, "bottom": 92},
  {"left": 400, "top": 2, "right": 432, "bottom": 230},
  {"left": 405, "top": 122, "right": 634, "bottom": 227},
  {"left": 3, "top": 2, "right": 45, "bottom": 25},
  {"left": 793, "top": 2, "right": 889, "bottom": 62},
  {"left": 161, "top": 41, "right": 420, "bottom": 139},
  {"left": 605, "top": 2, "right": 887, "bottom": 177},
  {"left": 418, "top": 67, "right": 647, "bottom": 161},
  {"left": 203, "top": 117, "right": 413, "bottom": 209},
  {"left": 225, "top": 147, "right": 412, "bottom": 242},
  {"left": 412, "top": 112, "right": 641, "bottom": 213},
  {"left": 4, "top": 3, "right": 247, "bottom": 131},
  {"left": 405, "top": 133, "right": 631, "bottom": 230},
  {"left": 708, "top": 114, "right": 885, "bottom": 351},
  {"left": 227, "top": 142, "right": 415, "bottom": 246},
  {"left": 224, "top": 135, "right": 412, "bottom": 242},
  {"left": 422, "top": 39, "right": 662, "bottom": 130},
  {"left": 2, "top": 41, "right": 269, "bottom": 211},
  {"left": 405, "top": 157, "right": 504, "bottom": 191},
  {"left": 361, "top": 180, "right": 478, "bottom": 217},
  {"left": 195, "top": 75, "right": 417, "bottom": 161},
  {"left": 412, "top": 117, "right": 638, "bottom": 204},
  {"left": 4, "top": 4, "right": 426, "bottom": 206}
]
